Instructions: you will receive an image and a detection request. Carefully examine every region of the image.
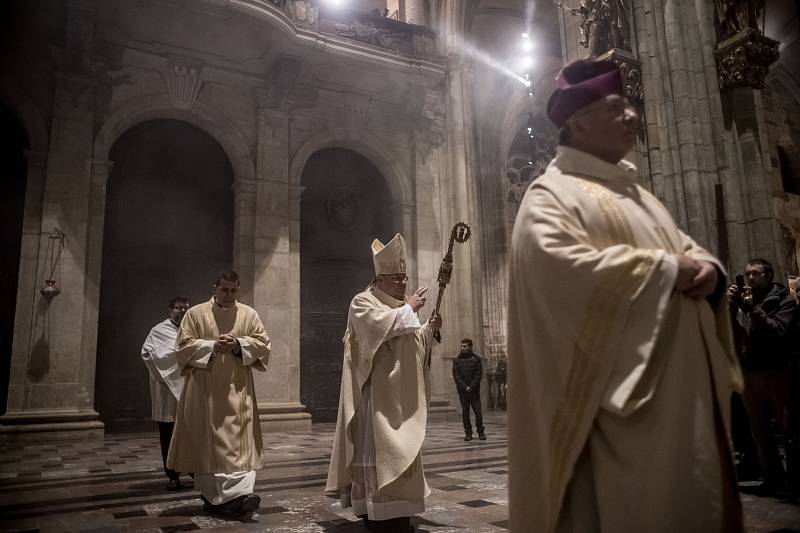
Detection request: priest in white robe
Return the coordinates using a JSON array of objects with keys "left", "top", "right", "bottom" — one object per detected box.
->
[
  {"left": 507, "top": 59, "right": 744, "bottom": 533},
  {"left": 327, "top": 233, "right": 442, "bottom": 532},
  {"left": 167, "top": 270, "right": 271, "bottom": 519},
  {"left": 141, "top": 296, "right": 190, "bottom": 490}
]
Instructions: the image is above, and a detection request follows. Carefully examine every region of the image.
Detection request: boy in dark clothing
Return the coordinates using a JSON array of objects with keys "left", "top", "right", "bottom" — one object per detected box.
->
[{"left": 452, "top": 338, "right": 485, "bottom": 441}]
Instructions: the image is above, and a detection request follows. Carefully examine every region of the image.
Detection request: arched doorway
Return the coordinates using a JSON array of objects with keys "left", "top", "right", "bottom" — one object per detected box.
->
[
  {"left": 0, "top": 102, "right": 29, "bottom": 416},
  {"left": 95, "top": 119, "right": 234, "bottom": 433},
  {"left": 300, "top": 148, "right": 394, "bottom": 422}
]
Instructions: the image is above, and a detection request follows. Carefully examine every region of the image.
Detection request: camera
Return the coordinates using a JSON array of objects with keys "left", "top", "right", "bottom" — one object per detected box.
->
[{"left": 735, "top": 274, "right": 745, "bottom": 293}]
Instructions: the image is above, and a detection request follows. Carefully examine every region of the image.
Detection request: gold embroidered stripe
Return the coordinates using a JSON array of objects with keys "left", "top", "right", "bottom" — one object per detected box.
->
[{"left": 546, "top": 176, "right": 656, "bottom": 531}]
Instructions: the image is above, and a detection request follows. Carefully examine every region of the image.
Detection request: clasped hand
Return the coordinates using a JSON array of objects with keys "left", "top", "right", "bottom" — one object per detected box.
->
[
  {"left": 214, "top": 334, "right": 240, "bottom": 355},
  {"left": 674, "top": 255, "right": 717, "bottom": 299}
]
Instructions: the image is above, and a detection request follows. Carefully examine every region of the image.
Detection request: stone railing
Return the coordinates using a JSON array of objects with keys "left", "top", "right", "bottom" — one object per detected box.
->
[{"left": 263, "top": 0, "right": 438, "bottom": 60}]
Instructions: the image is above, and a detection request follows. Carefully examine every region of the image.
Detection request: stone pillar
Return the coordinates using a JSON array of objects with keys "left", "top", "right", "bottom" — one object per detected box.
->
[
  {"left": 435, "top": 55, "right": 484, "bottom": 411},
  {"left": 233, "top": 177, "right": 257, "bottom": 305},
  {"left": 251, "top": 89, "right": 310, "bottom": 431},
  {"left": 0, "top": 68, "right": 102, "bottom": 443}
]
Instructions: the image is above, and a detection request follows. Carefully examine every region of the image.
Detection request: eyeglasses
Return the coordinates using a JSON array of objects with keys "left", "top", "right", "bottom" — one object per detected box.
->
[
  {"left": 382, "top": 275, "right": 408, "bottom": 283},
  {"left": 571, "top": 97, "right": 635, "bottom": 121}
]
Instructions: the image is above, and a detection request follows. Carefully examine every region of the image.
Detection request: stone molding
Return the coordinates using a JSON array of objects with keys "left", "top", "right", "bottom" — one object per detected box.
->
[
  {"left": 166, "top": 57, "right": 204, "bottom": 110},
  {"left": 257, "top": 401, "right": 311, "bottom": 431}
]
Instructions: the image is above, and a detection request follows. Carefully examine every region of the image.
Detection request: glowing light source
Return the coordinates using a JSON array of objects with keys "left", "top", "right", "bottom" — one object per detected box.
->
[
  {"left": 521, "top": 32, "right": 529, "bottom": 39},
  {"left": 520, "top": 56, "right": 533, "bottom": 69},
  {"left": 522, "top": 40, "right": 533, "bottom": 52}
]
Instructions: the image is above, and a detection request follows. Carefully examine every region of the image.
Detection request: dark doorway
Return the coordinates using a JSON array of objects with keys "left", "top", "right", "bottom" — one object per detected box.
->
[
  {"left": 300, "top": 148, "right": 394, "bottom": 422},
  {"left": 95, "top": 119, "right": 233, "bottom": 433},
  {"left": 0, "top": 102, "right": 29, "bottom": 416}
]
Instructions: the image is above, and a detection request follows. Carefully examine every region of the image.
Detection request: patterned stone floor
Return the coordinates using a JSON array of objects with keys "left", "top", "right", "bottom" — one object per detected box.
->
[{"left": 0, "top": 413, "right": 799, "bottom": 532}]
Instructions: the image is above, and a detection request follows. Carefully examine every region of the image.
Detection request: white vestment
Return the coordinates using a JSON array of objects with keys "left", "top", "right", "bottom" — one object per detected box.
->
[
  {"left": 507, "top": 146, "right": 744, "bottom": 533},
  {"left": 327, "top": 286, "right": 433, "bottom": 520},
  {"left": 141, "top": 318, "right": 184, "bottom": 422}
]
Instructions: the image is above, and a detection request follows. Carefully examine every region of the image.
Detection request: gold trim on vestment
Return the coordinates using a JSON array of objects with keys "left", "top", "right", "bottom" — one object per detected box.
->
[{"left": 546, "top": 176, "right": 658, "bottom": 530}]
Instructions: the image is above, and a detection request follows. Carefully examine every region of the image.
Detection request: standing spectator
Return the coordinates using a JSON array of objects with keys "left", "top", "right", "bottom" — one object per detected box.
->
[
  {"left": 141, "top": 296, "right": 190, "bottom": 490},
  {"left": 729, "top": 258, "right": 799, "bottom": 495},
  {"left": 452, "top": 339, "right": 485, "bottom": 441}
]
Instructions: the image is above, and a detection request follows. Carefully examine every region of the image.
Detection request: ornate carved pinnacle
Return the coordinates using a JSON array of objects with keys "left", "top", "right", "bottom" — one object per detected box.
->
[{"left": 714, "top": 28, "right": 780, "bottom": 90}]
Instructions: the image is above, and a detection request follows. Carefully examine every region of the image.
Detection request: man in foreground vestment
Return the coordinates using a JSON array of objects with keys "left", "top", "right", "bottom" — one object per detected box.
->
[
  {"left": 327, "top": 233, "right": 442, "bottom": 533},
  {"left": 167, "top": 270, "right": 271, "bottom": 519},
  {"left": 507, "top": 59, "right": 744, "bottom": 532},
  {"left": 140, "top": 296, "right": 190, "bottom": 490}
]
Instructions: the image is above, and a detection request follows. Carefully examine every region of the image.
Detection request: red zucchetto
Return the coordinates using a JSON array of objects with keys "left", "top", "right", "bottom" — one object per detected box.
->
[{"left": 545, "top": 59, "right": 624, "bottom": 128}]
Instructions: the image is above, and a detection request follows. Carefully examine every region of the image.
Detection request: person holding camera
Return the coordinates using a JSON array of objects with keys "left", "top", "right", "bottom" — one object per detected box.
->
[{"left": 728, "top": 258, "right": 798, "bottom": 496}]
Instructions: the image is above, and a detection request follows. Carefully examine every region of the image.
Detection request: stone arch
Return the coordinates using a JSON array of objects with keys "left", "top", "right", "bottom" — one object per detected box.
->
[
  {"left": 93, "top": 94, "right": 255, "bottom": 181},
  {"left": 0, "top": 75, "right": 48, "bottom": 152},
  {"left": 290, "top": 127, "right": 412, "bottom": 206}
]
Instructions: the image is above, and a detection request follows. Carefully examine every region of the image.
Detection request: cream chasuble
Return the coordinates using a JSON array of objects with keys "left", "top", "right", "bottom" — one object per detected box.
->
[
  {"left": 327, "top": 286, "right": 434, "bottom": 518},
  {"left": 167, "top": 298, "right": 271, "bottom": 474},
  {"left": 507, "top": 146, "right": 743, "bottom": 533}
]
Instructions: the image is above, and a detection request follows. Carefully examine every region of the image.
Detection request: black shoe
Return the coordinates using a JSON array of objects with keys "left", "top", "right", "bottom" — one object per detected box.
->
[
  {"left": 202, "top": 493, "right": 261, "bottom": 518},
  {"left": 478, "top": 433, "right": 486, "bottom": 440},
  {"left": 464, "top": 435, "right": 472, "bottom": 441},
  {"left": 366, "top": 516, "right": 412, "bottom": 532},
  {"left": 167, "top": 478, "right": 181, "bottom": 491}
]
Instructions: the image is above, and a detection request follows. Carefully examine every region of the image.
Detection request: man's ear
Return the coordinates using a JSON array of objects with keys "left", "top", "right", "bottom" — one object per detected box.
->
[{"left": 570, "top": 117, "right": 587, "bottom": 138}]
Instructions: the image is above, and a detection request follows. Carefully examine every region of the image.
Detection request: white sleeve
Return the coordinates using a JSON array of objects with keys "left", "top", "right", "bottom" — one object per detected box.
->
[{"left": 386, "top": 304, "right": 421, "bottom": 340}]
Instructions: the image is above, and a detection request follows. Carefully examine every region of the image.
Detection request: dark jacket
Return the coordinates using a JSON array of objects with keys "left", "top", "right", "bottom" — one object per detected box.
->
[
  {"left": 733, "top": 282, "right": 797, "bottom": 370},
  {"left": 453, "top": 351, "right": 482, "bottom": 392}
]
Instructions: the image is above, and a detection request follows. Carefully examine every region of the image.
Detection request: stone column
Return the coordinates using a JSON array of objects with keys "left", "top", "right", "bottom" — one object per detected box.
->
[
  {"left": 233, "top": 177, "right": 257, "bottom": 305},
  {"left": 251, "top": 90, "right": 310, "bottom": 431},
  {"left": 79, "top": 159, "right": 113, "bottom": 414},
  {"left": 0, "top": 69, "right": 102, "bottom": 443},
  {"left": 435, "top": 55, "right": 484, "bottom": 410},
  {"left": 8, "top": 151, "right": 48, "bottom": 405}
]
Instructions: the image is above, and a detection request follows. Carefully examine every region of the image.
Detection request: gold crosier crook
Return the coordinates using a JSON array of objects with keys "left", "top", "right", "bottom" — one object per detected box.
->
[{"left": 431, "top": 222, "right": 471, "bottom": 344}]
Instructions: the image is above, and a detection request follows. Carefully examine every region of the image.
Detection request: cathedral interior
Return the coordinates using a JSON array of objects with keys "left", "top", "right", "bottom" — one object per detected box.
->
[{"left": 1, "top": 0, "right": 799, "bottom": 530}]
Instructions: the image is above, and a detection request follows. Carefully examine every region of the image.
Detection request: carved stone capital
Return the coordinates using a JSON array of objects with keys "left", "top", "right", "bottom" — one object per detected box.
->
[
  {"left": 90, "top": 159, "right": 114, "bottom": 179},
  {"left": 714, "top": 29, "right": 780, "bottom": 90},
  {"left": 166, "top": 57, "right": 204, "bottom": 110},
  {"left": 596, "top": 48, "right": 642, "bottom": 109},
  {"left": 233, "top": 177, "right": 258, "bottom": 196}
]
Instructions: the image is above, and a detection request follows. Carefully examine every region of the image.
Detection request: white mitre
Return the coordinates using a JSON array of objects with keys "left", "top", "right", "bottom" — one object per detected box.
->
[{"left": 371, "top": 233, "right": 407, "bottom": 275}]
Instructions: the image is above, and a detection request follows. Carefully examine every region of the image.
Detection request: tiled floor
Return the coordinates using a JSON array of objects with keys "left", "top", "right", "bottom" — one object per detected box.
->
[{"left": 1, "top": 413, "right": 798, "bottom": 532}]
